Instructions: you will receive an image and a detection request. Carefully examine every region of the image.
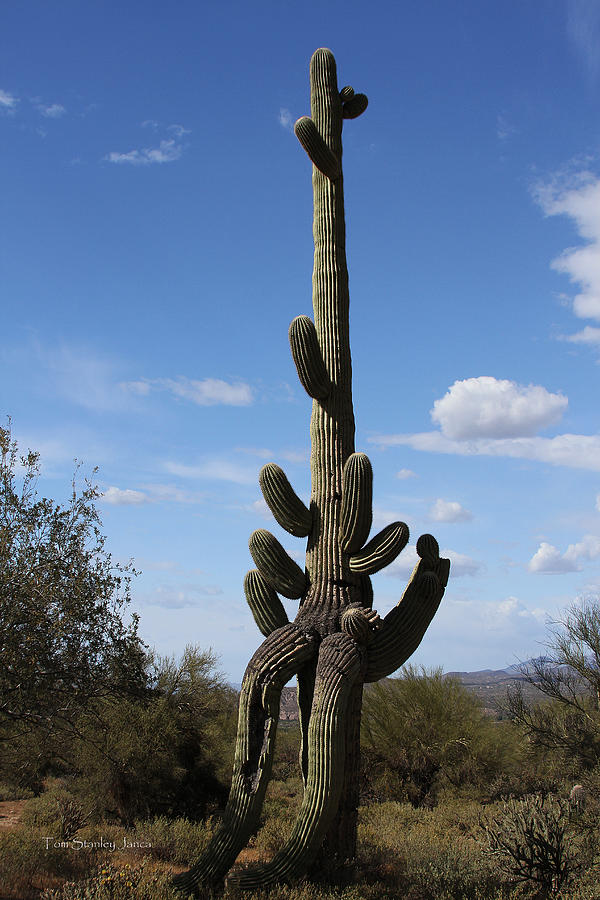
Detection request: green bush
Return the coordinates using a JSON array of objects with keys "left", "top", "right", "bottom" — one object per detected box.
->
[
  {"left": 0, "top": 828, "right": 96, "bottom": 899},
  {"left": 0, "top": 781, "right": 34, "bottom": 801},
  {"left": 39, "top": 860, "right": 179, "bottom": 900},
  {"left": 132, "top": 816, "right": 217, "bottom": 864},
  {"left": 361, "top": 667, "right": 513, "bottom": 807}
]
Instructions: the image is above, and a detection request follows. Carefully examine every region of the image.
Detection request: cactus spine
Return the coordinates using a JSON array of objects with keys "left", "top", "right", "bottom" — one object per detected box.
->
[{"left": 173, "top": 48, "right": 450, "bottom": 896}]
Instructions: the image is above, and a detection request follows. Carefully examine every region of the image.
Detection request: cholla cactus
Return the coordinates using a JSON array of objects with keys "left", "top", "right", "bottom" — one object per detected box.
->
[
  {"left": 173, "top": 47, "right": 449, "bottom": 895},
  {"left": 482, "top": 794, "right": 581, "bottom": 896}
]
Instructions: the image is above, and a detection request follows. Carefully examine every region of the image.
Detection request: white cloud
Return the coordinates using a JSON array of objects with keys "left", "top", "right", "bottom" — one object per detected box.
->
[
  {"left": 120, "top": 380, "right": 151, "bottom": 396},
  {"left": 371, "top": 430, "right": 600, "bottom": 472},
  {"left": 528, "top": 534, "right": 600, "bottom": 573},
  {"left": 121, "top": 376, "right": 253, "bottom": 406},
  {"left": 161, "top": 376, "right": 252, "bottom": 406},
  {"left": 165, "top": 459, "right": 256, "bottom": 485},
  {"left": 278, "top": 108, "right": 293, "bottom": 130},
  {"left": 40, "top": 103, "right": 66, "bottom": 118},
  {"left": 396, "top": 468, "right": 416, "bottom": 479},
  {"left": 101, "top": 483, "right": 205, "bottom": 505},
  {"left": 102, "top": 486, "right": 149, "bottom": 505},
  {"left": 528, "top": 542, "right": 578, "bottom": 573},
  {"left": 596, "top": 494, "right": 600, "bottom": 512},
  {"left": 386, "top": 546, "right": 480, "bottom": 578},
  {"left": 0, "top": 89, "right": 18, "bottom": 111},
  {"left": 105, "top": 138, "right": 183, "bottom": 165},
  {"left": 144, "top": 583, "right": 224, "bottom": 609},
  {"left": 444, "top": 550, "right": 482, "bottom": 577},
  {"left": 430, "top": 498, "right": 473, "bottom": 523},
  {"left": 431, "top": 377, "right": 567, "bottom": 439},
  {"left": 168, "top": 123, "right": 190, "bottom": 137},
  {"left": 561, "top": 325, "right": 600, "bottom": 344},
  {"left": 535, "top": 170, "right": 600, "bottom": 323},
  {"left": 488, "top": 596, "right": 546, "bottom": 629}
]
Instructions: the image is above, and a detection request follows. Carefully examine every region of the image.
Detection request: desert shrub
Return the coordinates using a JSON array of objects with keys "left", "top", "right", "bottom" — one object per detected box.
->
[
  {"left": 358, "top": 800, "right": 506, "bottom": 900},
  {"left": 132, "top": 815, "right": 216, "bottom": 864},
  {"left": 0, "top": 828, "right": 96, "bottom": 899},
  {"left": 39, "top": 860, "right": 179, "bottom": 900},
  {"left": 65, "top": 647, "right": 238, "bottom": 825},
  {"left": 0, "top": 781, "right": 34, "bottom": 801},
  {"left": 21, "top": 781, "right": 88, "bottom": 835},
  {"left": 361, "top": 667, "right": 512, "bottom": 807},
  {"left": 481, "top": 793, "right": 586, "bottom": 896}
]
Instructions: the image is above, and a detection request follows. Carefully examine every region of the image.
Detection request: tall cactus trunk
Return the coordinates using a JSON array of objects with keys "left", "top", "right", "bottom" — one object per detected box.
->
[{"left": 173, "top": 48, "right": 451, "bottom": 897}]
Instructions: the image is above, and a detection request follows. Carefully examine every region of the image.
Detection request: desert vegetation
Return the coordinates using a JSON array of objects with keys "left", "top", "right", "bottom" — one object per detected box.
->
[{"left": 1, "top": 426, "right": 599, "bottom": 898}]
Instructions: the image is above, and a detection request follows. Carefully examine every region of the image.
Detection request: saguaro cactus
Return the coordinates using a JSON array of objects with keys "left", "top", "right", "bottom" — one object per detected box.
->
[{"left": 173, "top": 48, "right": 450, "bottom": 895}]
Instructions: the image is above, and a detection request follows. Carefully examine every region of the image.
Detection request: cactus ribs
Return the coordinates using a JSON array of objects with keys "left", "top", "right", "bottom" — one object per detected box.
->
[{"left": 173, "top": 48, "right": 450, "bottom": 895}]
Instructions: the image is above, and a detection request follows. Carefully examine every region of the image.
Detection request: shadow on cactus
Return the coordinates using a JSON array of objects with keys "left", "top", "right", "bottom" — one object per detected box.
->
[{"left": 173, "top": 47, "right": 450, "bottom": 896}]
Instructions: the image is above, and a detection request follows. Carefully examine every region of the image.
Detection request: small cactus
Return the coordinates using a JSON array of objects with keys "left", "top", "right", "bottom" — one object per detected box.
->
[{"left": 174, "top": 47, "right": 449, "bottom": 896}]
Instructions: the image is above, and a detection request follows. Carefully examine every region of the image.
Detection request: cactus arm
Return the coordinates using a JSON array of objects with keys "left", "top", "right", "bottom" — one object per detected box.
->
[
  {"left": 342, "top": 93, "right": 368, "bottom": 119},
  {"left": 249, "top": 529, "right": 307, "bottom": 599},
  {"left": 364, "top": 536, "right": 450, "bottom": 683},
  {"left": 349, "top": 521, "right": 409, "bottom": 575},
  {"left": 244, "top": 569, "right": 289, "bottom": 636},
  {"left": 289, "top": 315, "right": 332, "bottom": 400},
  {"left": 340, "top": 452, "right": 373, "bottom": 553},
  {"left": 227, "top": 632, "right": 362, "bottom": 889},
  {"left": 259, "top": 463, "right": 312, "bottom": 537},
  {"left": 294, "top": 116, "right": 340, "bottom": 180},
  {"left": 172, "top": 624, "right": 319, "bottom": 894}
]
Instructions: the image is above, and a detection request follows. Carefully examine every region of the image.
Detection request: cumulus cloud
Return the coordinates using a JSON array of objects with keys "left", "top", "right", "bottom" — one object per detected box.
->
[
  {"left": 528, "top": 542, "right": 578, "bottom": 573},
  {"left": 431, "top": 377, "right": 567, "bottom": 439},
  {"left": 105, "top": 138, "right": 183, "bottom": 165},
  {"left": 0, "top": 89, "right": 19, "bottom": 111},
  {"left": 534, "top": 169, "right": 600, "bottom": 327},
  {"left": 370, "top": 375, "right": 600, "bottom": 472},
  {"left": 561, "top": 325, "right": 600, "bottom": 344},
  {"left": 396, "top": 468, "right": 416, "bottom": 479},
  {"left": 430, "top": 498, "right": 473, "bottom": 523},
  {"left": 528, "top": 533, "right": 600, "bottom": 573},
  {"left": 102, "top": 486, "right": 149, "bottom": 505},
  {"left": 121, "top": 376, "right": 253, "bottom": 406}
]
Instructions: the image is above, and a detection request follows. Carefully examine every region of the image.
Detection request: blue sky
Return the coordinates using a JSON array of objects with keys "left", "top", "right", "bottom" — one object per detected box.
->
[{"left": 4, "top": 0, "right": 600, "bottom": 682}]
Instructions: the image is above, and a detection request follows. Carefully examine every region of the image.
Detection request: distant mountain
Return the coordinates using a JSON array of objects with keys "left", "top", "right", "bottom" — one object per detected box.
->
[{"left": 231, "top": 663, "right": 547, "bottom": 721}]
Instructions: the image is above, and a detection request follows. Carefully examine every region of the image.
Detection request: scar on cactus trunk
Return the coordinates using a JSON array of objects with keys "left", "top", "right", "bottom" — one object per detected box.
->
[{"left": 172, "top": 47, "right": 450, "bottom": 896}]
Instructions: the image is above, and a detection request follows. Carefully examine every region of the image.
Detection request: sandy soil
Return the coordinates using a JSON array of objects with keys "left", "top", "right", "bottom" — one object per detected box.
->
[{"left": 0, "top": 799, "right": 26, "bottom": 830}]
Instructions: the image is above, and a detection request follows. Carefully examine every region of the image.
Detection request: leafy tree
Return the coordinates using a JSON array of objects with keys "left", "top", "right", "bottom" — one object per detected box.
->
[
  {"left": 62, "top": 646, "right": 238, "bottom": 823},
  {"left": 361, "top": 665, "right": 508, "bottom": 806},
  {"left": 505, "top": 600, "right": 600, "bottom": 771},
  {"left": 0, "top": 423, "right": 146, "bottom": 746}
]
